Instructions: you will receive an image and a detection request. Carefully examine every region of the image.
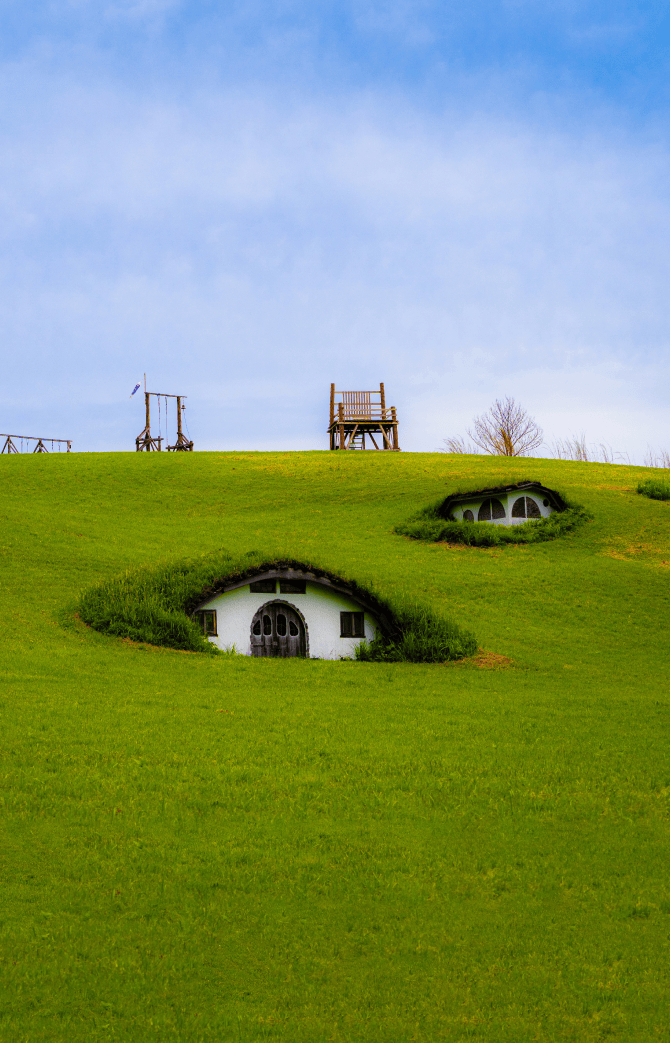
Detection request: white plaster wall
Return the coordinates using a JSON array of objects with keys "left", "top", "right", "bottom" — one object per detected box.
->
[
  {"left": 199, "top": 581, "right": 378, "bottom": 659},
  {"left": 451, "top": 490, "right": 555, "bottom": 527}
]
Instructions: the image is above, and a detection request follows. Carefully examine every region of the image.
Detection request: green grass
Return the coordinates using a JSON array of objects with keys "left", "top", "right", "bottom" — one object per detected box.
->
[
  {"left": 638, "top": 478, "right": 670, "bottom": 501},
  {"left": 1, "top": 450, "right": 670, "bottom": 1042}
]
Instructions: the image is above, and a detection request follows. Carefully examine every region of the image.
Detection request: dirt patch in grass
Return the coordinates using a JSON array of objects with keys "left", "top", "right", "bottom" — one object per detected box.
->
[
  {"left": 602, "top": 535, "right": 670, "bottom": 566},
  {"left": 472, "top": 649, "right": 515, "bottom": 669},
  {"left": 447, "top": 649, "right": 514, "bottom": 670}
]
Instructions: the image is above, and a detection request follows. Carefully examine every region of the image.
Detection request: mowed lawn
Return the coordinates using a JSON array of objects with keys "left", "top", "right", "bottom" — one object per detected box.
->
[{"left": 1, "top": 451, "right": 669, "bottom": 1042}]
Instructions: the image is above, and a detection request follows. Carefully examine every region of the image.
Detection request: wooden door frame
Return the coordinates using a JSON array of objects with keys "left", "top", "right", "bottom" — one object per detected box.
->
[{"left": 250, "top": 600, "right": 310, "bottom": 658}]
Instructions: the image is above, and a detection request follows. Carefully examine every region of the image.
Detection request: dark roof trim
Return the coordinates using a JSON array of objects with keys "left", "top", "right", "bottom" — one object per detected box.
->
[
  {"left": 192, "top": 561, "right": 395, "bottom": 634},
  {"left": 440, "top": 481, "right": 566, "bottom": 518}
]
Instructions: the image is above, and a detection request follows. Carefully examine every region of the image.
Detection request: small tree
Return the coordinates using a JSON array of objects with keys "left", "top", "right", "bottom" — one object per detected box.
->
[{"left": 467, "top": 397, "right": 543, "bottom": 457}]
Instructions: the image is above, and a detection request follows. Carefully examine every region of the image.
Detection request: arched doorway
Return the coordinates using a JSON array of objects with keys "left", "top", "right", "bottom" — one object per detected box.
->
[{"left": 250, "top": 601, "right": 307, "bottom": 658}]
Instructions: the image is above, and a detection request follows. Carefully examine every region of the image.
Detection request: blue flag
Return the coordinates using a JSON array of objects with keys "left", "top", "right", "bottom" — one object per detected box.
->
[{"left": 130, "top": 383, "right": 141, "bottom": 398}]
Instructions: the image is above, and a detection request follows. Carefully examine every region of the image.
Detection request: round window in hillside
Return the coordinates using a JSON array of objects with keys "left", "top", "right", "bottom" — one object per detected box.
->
[
  {"left": 512, "top": 496, "right": 541, "bottom": 519},
  {"left": 478, "top": 498, "right": 506, "bottom": 521},
  {"left": 463, "top": 509, "right": 474, "bottom": 522}
]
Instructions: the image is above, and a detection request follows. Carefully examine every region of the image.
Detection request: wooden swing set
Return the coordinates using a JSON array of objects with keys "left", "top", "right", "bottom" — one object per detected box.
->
[
  {"left": 135, "top": 390, "right": 193, "bottom": 452},
  {"left": 1, "top": 434, "right": 71, "bottom": 454}
]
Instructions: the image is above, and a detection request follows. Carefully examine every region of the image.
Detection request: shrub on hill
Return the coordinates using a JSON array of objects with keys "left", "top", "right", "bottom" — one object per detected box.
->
[
  {"left": 396, "top": 492, "right": 590, "bottom": 548},
  {"left": 77, "top": 550, "right": 478, "bottom": 663},
  {"left": 637, "top": 478, "right": 670, "bottom": 502}
]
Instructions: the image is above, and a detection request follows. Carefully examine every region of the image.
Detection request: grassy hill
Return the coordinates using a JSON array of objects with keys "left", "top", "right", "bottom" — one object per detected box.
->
[{"left": 1, "top": 450, "right": 669, "bottom": 1042}]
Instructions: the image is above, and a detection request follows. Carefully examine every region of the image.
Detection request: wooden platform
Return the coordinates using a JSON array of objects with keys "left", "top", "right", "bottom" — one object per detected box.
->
[{"left": 328, "top": 383, "right": 400, "bottom": 450}]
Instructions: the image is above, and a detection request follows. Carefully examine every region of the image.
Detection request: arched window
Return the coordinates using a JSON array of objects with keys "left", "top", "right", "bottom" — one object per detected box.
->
[
  {"left": 478, "top": 498, "right": 506, "bottom": 522},
  {"left": 512, "top": 496, "right": 541, "bottom": 519},
  {"left": 462, "top": 509, "right": 474, "bottom": 522}
]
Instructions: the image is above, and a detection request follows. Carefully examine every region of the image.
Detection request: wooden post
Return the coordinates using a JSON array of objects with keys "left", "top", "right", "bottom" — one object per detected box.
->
[
  {"left": 330, "top": 384, "right": 335, "bottom": 427},
  {"left": 145, "top": 392, "right": 151, "bottom": 435},
  {"left": 391, "top": 407, "right": 399, "bottom": 450},
  {"left": 338, "top": 403, "right": 345, "bottom": 450},
  {"left": 380, "top": 382, "right": 386, "bottom": 418},
  {"left": 176, "top": 396, "right": 183, "bottom": 441}
]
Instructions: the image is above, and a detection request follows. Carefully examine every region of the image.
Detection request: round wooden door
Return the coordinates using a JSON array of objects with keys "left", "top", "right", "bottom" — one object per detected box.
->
[{"left": 250, "top": 602, "right": 306, "bottom": 657}]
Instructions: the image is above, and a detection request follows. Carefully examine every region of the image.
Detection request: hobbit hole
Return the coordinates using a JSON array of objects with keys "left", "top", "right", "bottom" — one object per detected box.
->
[
  {"left": 440, "top": 482, "right": 565, "bottom": 527},
  {"left": 192, "top": 567, "right": 379, "bottom": 659}
]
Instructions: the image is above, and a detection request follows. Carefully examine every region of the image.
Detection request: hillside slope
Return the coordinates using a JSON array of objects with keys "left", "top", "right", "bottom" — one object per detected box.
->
[{"left": 1, "top": 451, "right": 669, "bottom": 1042}]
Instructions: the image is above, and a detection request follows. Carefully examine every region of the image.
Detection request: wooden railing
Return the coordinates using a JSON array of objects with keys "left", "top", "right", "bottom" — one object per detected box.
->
[{"left": 330, "top": 383, "right": 391, "bottom": 424}]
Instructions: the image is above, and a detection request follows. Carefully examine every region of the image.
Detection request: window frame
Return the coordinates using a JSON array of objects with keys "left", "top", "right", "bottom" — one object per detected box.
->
[
  {"left": 279, "top": 579, "right": 306, "bottom": 594},
  {"left": 249, "top": 579, "right": 277, "bottom": 593},
  {"left": 340, "top": 611, "right": 365, "bottom": 638},
  {"left": 194, "top": 609, "right": 218, "bottom": 636}
]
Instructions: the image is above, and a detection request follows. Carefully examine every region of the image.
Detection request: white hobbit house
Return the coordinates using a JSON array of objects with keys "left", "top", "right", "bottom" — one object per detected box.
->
[
  {"left": 441, "top": 482, "right": 566, "bottom": 527},
  {"left": 191, "top": 566, "right": 382, "bottom": 659}
]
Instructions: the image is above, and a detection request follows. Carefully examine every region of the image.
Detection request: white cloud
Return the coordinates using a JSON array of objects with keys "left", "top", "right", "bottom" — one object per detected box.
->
[{"left": 0, "top": 63, "right": 669, "bottom": 456}]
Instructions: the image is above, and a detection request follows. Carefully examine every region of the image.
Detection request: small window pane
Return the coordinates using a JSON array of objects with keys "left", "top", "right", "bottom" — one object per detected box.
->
[
  {"left": 478, "top": 500, "right": 492, "bottom": 521},
  {"left": 289, "top": 620, "right": 299, "bottom": 636},
  {"left": 276, "top": 613, "right": 287, "bottom": 636},
  {"left": 253, "top": 619, "right": 261, "bottom": 635},
  {"left": 341, "top": 611, "right": 364, "bottom": 638},
  {"left": 340, "top": 612, "right": 353, "bottom": 637},
  {"left": 250, "top": 579, "right": 276, "bottom": 593},
  {"left": 512, "top": 497, "right": 526, "bottom": 518},
  {"left": 491, "top": 498, "right": 506, "bottom": 519},
  {"left": 263, "top": 615, "right": 272, "bottom": 635},
  {"left": 462, "top": 509, "right": 474, "bottom": 522},
  {"left": 526, "top": 497, "right": 541, "bottom": 518},
  {"left": 194, "top": 610, "right": 217, "bottom": 636},
  {"left": 279, "top": 579, "right": 306, "bottom": 594}
]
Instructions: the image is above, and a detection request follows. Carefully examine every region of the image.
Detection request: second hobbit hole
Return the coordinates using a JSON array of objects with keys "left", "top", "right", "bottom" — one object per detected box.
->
[{"left": 440, "top": 482, "right": 565, "bottom": 527}]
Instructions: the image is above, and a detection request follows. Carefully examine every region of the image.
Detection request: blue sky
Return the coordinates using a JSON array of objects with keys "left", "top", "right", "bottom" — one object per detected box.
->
[{"left": 1, "top": 1, "right": 669, "bottom": 456}]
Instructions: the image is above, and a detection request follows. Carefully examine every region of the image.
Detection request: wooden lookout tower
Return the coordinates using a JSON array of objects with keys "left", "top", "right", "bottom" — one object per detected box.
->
[{"left": 328, "top": 383, "right": 400, "bottom": 451}]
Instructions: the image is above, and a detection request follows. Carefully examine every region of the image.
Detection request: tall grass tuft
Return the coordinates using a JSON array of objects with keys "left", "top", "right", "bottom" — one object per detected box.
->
[
  {"left": 550, "top": 436, "right": 630, "bottom": 465},
  {"left": 355, "top": 601, "right": 477, "bottom": 662},
  {"left": 642, "top": 448, "right": 670, "bottom": 469},
  {"left": 637, "top": 478, "right": 670, "bottom": 502},
  {"left": 77, "top": 550, "right": 242, "bottom": 653},
  {"left": 78, "top": 550, "right": 478, "bottom": 663}
]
